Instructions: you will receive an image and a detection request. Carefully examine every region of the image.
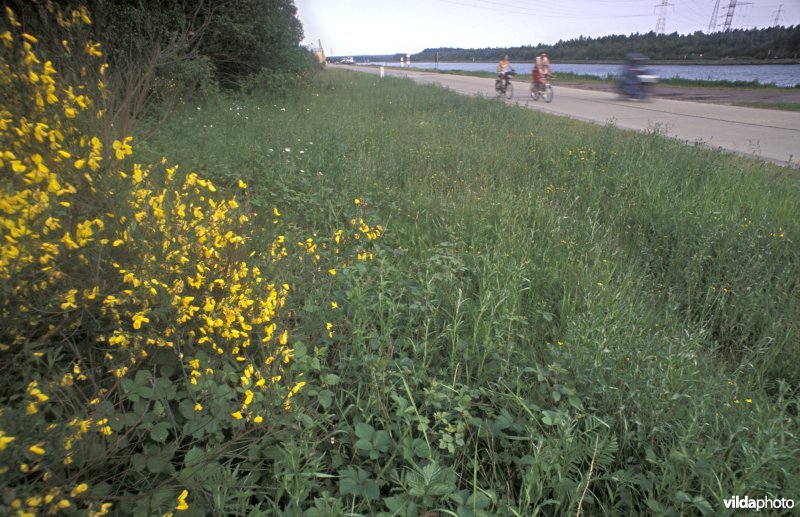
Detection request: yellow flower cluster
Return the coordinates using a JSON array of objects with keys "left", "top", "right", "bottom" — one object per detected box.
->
[{"left": 1, "top": 6, "right": 315, "bottom": 514}]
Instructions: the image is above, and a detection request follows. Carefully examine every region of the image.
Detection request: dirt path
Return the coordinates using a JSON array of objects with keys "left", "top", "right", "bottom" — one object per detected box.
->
[{"left": 557, "top": 80, "right": 800, "bottom": 107}]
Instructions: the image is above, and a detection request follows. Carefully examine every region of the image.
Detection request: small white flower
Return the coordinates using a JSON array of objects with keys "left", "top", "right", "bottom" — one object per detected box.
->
[{"left": 284, "top": 148, "right": 291, "bottom": 152}]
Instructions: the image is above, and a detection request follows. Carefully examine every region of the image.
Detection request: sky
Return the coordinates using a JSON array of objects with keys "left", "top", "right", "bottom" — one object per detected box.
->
[{"left": 294, "top": 0, "right": 800, "bottom": 56}]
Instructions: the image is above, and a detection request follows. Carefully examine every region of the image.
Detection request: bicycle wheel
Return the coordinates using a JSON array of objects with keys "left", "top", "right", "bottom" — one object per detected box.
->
[
  {"left": 530, "top": 83, "right": 539, "bottom": 100},
  {"left": 542, "top": 84, "right": 553, "bottom": 103},
  {"left": 495, "top": 80, "right": 504, "bottom": 98},
  {"left": 505, "top": 81, "right": 514, "bottom": 99}
]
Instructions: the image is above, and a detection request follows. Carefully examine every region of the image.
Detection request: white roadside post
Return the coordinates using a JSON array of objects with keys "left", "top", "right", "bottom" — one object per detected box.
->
[{"left": 380, "top": 66, "right": 384, "bottom": 78}]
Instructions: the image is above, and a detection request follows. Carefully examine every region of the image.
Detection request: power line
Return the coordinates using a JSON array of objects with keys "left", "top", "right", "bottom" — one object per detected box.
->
[
  {"left": 722, "top": 0, "right": 751, "bottom": 31},
  {"left": 655, "top": 0, "right": 674, "bottom": 33},
  {"left": 772, "top": 4, "right": 784, "bottom": 26},
  {"left": 708, "top": 0, "right": 721, "bottom": 32}
]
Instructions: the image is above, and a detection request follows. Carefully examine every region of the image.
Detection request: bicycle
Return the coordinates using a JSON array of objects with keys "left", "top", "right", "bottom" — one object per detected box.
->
[
  {"left": 530, "top": 72, "right": 553, "bottom": 103},
  {"left": 495, "top": 69, "right": 515, "bottom": 99}
]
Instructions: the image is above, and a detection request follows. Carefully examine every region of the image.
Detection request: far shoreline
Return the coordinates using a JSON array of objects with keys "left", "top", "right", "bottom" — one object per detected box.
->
[{"left": 358, "top": 59, "right": 800, "bottom": 66}]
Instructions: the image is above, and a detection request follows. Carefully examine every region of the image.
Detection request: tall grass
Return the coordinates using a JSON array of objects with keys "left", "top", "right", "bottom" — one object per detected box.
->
[{"left": 141, "top": 69, "right": 800, "bottom": 515}]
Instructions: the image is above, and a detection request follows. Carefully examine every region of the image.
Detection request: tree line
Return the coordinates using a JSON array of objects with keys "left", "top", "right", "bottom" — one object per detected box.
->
[
  {"left": 388, "top": 25, "right": 800, "bottom": 62},
  {"left": 11, "top": 0, "right": 317, "bottom": 128}
]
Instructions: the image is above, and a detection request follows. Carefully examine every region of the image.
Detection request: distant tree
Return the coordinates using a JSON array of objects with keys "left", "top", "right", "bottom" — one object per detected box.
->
[{"left": 410, "top": 26, "right": 800, "bottom": 62}]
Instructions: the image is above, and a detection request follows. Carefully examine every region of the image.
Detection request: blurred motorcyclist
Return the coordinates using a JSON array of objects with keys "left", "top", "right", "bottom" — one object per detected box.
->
[{"left": 618, "top": 53, "right": 656, "bottom": 100}]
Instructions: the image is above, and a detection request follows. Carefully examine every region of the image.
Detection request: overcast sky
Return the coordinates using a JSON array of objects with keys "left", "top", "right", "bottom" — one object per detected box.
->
[{"left": 294, "top": 0, "right": 799, "bottom": 56}]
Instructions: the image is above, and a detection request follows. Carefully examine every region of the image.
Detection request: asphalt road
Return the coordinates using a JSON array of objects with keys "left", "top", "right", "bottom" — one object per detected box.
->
[{"left": 337, "top": 65, "right": 800, "bottom": 168}]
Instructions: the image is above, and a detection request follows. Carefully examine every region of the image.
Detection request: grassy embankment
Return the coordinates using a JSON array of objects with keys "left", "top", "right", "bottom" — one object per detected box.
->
[{"left": 141, "top": 68, "right": 799, "bottom": 515}]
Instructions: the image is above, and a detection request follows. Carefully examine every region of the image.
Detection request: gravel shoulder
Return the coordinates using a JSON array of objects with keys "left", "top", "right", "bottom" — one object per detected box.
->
[{"left": 557, "top": 80, "right": 800, "bottom": 107}]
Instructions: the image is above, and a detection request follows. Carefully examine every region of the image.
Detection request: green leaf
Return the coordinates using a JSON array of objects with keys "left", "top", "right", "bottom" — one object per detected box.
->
[
  {"left": 373, "top": 430, "right": 391, "bottom": 450},
  {"left": 137, "top": 385, "right": 154, "bottom": 399},
  {"left": 121, "top": 378, "right": 136, "bottom": 395},
  {"left": 646, "top": 497, "right": 669, "bottom": 514},
  {"left": 131, "top": 453, "right": 147, "bottom": 472},
  {"left": 184, "top": 447, "right": 204, "bottom": 468},
  {"left": 384, "top": 496, "right": 418, "bottom": 516},
  {"left": 150, "top": 422, "right": 170, "bottom": 443},
  {"left": 355, "top": 422, "right": 375, "bottom": 440},
  {"left": 692, "top": 496, "right": 713, "bottom": 516},
  {"left": 541, "top": 410, "right": 560, "bottom": 426},
  {"left": 152, "top": 400, "right": 165, "bottom": 417},
  {"left": 322, "top": 373, "right": 340, "bottom": 385},
  {"left": 317, "top": 389, "right": 333, "bottom": 409},
  {"left": 178, "top": 399, "right": 197, "bottom": 420},
  {"left": 146, "top": 454, "right": 168, "bottom": 474},
  {"left": 355, "top": 439, "right": 374, "bottom": 451}
]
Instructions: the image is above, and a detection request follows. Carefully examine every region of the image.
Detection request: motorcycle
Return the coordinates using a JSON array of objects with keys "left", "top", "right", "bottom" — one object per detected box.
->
[{"left": 616, "top": 54, "right": 658, "bottom": 100}]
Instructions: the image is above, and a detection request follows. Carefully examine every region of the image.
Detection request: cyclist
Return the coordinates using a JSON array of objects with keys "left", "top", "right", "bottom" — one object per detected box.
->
[
  {"left": 533, "top": 51, "right": 551, "bottom": 90},
  {"left": 497, "top": 54, "right": 512, "bottom": 90}
]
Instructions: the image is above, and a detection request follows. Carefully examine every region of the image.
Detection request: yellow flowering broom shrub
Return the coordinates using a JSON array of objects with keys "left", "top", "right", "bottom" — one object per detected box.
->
[{"left": 0, "top": 5, "right": 348, "bottom": 514}]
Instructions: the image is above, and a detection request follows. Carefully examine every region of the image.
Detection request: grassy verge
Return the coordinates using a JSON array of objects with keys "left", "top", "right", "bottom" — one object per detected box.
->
[
  {"left": 141, "top": 69, "right": 800, "bottom": 515},
  {"left": 733, "top": 101, "right": 800, "bottom": 111}
]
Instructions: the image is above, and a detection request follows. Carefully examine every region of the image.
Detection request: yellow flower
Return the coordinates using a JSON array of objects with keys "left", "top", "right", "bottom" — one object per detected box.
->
[
  {"left": 176, "top": 489, "right": 189, "bottom": 511},
  {"left": 70, "top": 483, "right": 89, "bottom": 497},
  {"left": 28, "top": 443, "right": 46, "bottom": 455},
  {"left": 238, "top": 180, "right": 247, "bottom": 189},
  {"left": 85, "top": 41, "right": 103, "bottom": 57},
  {"left": 328, "top": 269, "right": 336, "bottom": 276},
  {"left": 0, "top": 432, "right": 15, "bottom": 450},
  {"left": 194, "top": 403, "right": 203, "bottom": 412},
  {"left": 112, "top": 137, "right": 133, "bottom": 160},
  {"left": 231, "top": 411, "right": 243, "bottom": 420},
  {"left": 132, "top": 312, "right": 150, "bottom": 329}
]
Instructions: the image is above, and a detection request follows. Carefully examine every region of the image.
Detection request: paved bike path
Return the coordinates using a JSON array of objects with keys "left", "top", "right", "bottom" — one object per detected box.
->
[{"left": 338, "top": 65, "right": 800, "bottom": 168}]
